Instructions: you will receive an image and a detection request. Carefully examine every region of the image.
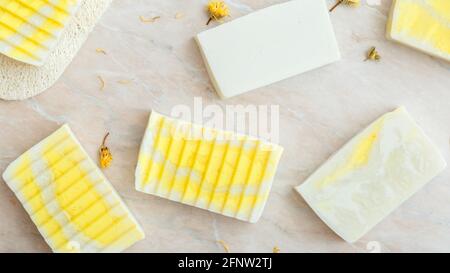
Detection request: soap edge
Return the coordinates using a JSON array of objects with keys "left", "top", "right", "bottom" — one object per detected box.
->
[
  {"left": 194, "top": 35, "right": 227, "bottom": 99},
  {"left": 295, "top": 184, "right": 357, "bottom": 243}
]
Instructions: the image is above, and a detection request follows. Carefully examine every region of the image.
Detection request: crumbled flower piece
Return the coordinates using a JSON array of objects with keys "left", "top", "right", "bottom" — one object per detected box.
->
[
  {"left": 99, "top": 133, "right": 113, "bottom": 169},
  {"left": 206, "top": 1, "right": 229, "bottom": 25},
  {"left": 98, "top": 76, "right": 105, "bottom": 91},
  {"left": 365, "top": 46, "right": 381, "bottom": 61},
  {"left": 96, "top": 48, "right": 107, "bottom": 55},
  {"left": 175, "top": 12, "right": 184, "bottom": 19},
  {"left": 139, "top": 15, "right": 160, "bottom": 23},
  {"left": 118, "top": 79, "right": 132, "bottom": 84},
  {"left": 329, "top": 0, "right": 360, "bottom": 12}
]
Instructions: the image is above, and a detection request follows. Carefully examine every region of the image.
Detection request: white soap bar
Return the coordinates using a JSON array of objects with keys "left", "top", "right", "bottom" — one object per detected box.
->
[
  {"left": 196, "top": 0, "right": 340, "bottom": 99},
  {"left": 296, "top": 107, "right": 446, "bottom": 243}
]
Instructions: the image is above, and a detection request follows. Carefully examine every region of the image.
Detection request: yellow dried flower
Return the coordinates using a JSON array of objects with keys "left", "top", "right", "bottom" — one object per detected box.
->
[
  {"left": 273, "top": 246, "right": 280, "bottom": 253},
  {"left": 365, "top": 46, "right": 381, "bottom": 61},
  {"left": 99, "top": 133, "right": 113, "bottom": 168},
  {"left": 329, "top": 0, "right": 360, "bottom": 12},
  {"left": 206, "top": 1, "right": 229, "bottom": 25}
]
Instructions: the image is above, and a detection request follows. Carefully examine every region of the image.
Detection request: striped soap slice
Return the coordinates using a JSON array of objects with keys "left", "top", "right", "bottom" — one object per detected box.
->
[
  {"left": 2, "top": 125, "right": 145, "bottom": 253},
  {"left": 135, "top": 111, "right": 284, "bottom": 223},
  {"left": 0, "top": 0, "right": 81, "bottom": 66}
]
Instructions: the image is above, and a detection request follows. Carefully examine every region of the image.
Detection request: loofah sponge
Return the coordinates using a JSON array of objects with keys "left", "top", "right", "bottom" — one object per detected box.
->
[{"left": 0, "top": 0, "right": 112, "bottom": 101}]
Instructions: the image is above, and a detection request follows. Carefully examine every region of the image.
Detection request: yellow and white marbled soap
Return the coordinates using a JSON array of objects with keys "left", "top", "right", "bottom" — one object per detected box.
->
[
  {"left": 135, "top": 111, "right": 284, "bottom": 223},
  {"left": 2, "top": 125, "right": 145, "bottom": 252},
  {"left": 296, "top": 107, "right": 446, "bottom": 243},
  {"left": 386, "top": 0, "right": 450, "bottom": 61},
  {"left": 0, "top": 0, "right": 80, "bottom": 66}
]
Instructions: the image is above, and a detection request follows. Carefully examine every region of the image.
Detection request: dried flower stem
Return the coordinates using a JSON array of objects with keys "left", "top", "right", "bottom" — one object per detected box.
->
[
  {"left": 102, "top": 132, "right": 110, "bottom": 146},
  {"left": 329, "top": 0, "right": 344, "bottom": 12}
]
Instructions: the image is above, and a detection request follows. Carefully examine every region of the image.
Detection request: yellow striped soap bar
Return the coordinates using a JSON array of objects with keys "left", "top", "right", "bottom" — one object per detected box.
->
[
  {"left": 386, "top": 0, "right": 450, "bottom": 61},
  {"left": 2, "top": 125, "right": 145, "bottom": 252},
  {"left": 0, "top": 0, "right": 80, "bottom": 66},
  {"left": 296, "top": 107, "right": 446, "bottom": 243},
  {"left": 135, "top": 111, "right": 284, "bottom": 223}
]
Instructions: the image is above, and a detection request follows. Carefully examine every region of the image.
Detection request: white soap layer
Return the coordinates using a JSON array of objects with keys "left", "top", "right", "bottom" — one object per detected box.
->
[
  {"left": 296, "top": 107, "right": 446, "bottom": 243},
  {"left": 196, "top": 0, "right": 340, "bottom": 99}
]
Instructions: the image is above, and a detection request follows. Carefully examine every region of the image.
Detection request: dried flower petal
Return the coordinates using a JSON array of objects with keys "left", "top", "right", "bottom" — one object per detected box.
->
[
  {"left": 175, "top": 12, "right": 184, "bottom": 19},
  {"left": 273, "top": 246, "right": 280, "bottom": 253},
  {"left": 118, "top": 79, "right": 132, "bottom": 84},
  {"left": 98, "top": 76, "right": 105, "bottom": 91},
  {"left": 96, "top": 48, "right": 107, "bottom": 55},
  {"left": 99, "top": 133, "right": 113, "bottom": 169},
  {"left": 140, "top": 15, "right": 160, "bottom": 23},
  {"left": 206, "top": 1, "right": 229, "bottom": 25},
  {"left": 217, "top": 240, "right": 230, "bottom": 253}
]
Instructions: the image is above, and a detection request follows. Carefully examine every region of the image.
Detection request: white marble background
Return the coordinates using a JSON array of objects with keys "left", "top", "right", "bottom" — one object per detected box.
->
[{"left": 0, "top": 0, "right": 449, "bottom": 252}]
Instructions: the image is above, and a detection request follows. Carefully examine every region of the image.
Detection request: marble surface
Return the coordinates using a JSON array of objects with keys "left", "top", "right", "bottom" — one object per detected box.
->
[{"left": 0, "top": 0, "right": 449, "bottom": 253}]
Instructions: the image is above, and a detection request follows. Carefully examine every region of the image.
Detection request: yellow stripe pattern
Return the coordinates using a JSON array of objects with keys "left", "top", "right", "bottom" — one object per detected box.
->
[
  {"left": 0, "top": 0, "right": 80, "bottom": 66},
  {"left": 135, "top": 111, "right": 284, "bottom": 223},
  {"left": 2, "top": 125, "right": 145, "bottom": 252},
  {"left": 387, "top": 0, "right": 450, "bottom": 61}
]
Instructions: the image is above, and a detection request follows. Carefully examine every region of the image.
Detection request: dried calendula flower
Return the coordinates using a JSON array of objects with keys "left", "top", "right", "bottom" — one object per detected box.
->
[
  {"left": 139, "top": 15, "right": 160, "bottom": 23},
  {"left": 99, "top": 132, "right": 113, "bottom": 169},
  {"left": 329, "top": 0, "right": 360, "bottom": 12},
  {"left": 217, "top": 240, "right": 230, "bottom": 253},
  {"left": 206, "top": 1, "right": 229, "bottom": 25},
  {"left": 365, "top": 46, "right": 381, "bottom": 61},
  {"left": 273, "top": 246, "right": 281, "bottom": 253}
]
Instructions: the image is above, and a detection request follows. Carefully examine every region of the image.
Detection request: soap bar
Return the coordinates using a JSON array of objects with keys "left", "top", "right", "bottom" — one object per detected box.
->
[
  {"left": 296, "top": 107, "right": 446, "bottom": 243},
  {"left": 2, "top": 125, "right": 145, "bottom": 252},
  {"left": 0, "top": 0, "right": 81, "bottom": 66},
  {"left": 386, "top": 0, "right": 450, "bottom": 62},
  {"left": 135, "top": 111, "right": 284, "bottom": 223},
  {"left": 195, "top": 0, "right": 340, "bottom": 99}
]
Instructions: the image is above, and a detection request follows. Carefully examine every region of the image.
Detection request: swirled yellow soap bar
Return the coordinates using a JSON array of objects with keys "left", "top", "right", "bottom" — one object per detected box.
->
[
  {"left": 2, "top": 125, "right": 145, "bottom": 252},
  {"left": 296, "top": 107, "right": 446, "bottom": 243},
  {"left": 0, "top": 0, "right": 80, "bottom": 66},
  {"left": 135, "top": 111, "right": 284, "bottom": 223},
  {"left": 387, "top": 0, "right": 450, "bottom": 61}
]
